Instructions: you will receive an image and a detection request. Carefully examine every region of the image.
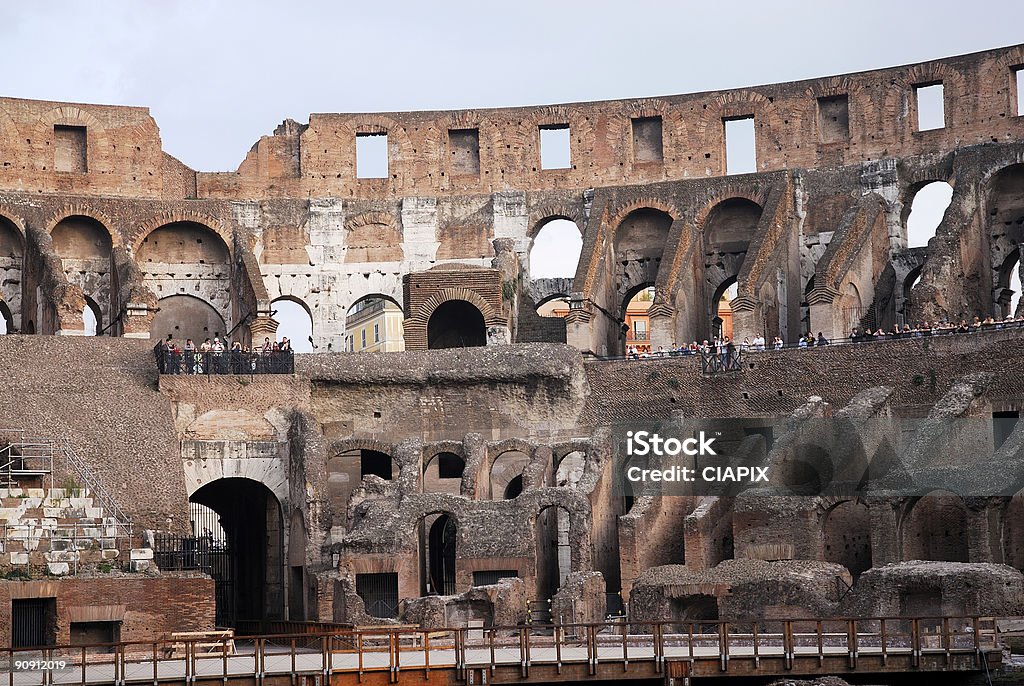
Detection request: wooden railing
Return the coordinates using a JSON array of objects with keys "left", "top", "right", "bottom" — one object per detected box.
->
[{"left": 0, "top": 615, "right": 1003, "bottom": 684}]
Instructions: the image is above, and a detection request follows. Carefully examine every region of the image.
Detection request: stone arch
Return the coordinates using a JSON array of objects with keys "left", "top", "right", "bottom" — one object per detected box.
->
[
  {"left": 133, "top": 211, "right": 232, "bottom": 256},
  {"left": 821, "top": 498, "right": 871, "bottom": 578},
  {"left": 528, "top": 203, "right": 586, "bottom": 239},
  {"left": 49, "top": 212, "right": 116, "bottom": 334},
  {"left": 422, "top": 450, "right": 465, "bottom": 496},
  {"left": 489, "top": 449, "right": 531, "bottom": 500},
  {"left": 414, "top": 287, "right": 503, "bottom": 326},
  {"left": 901, "top": 492, "right": 969, "bottom": 562},
  {"left": 529, "top": 216, "right": 583, "bottom": 280},
  {"left": 987, "top": 164, "right": 1024, "bottom": 317},
  {"left": 344, "top": 211, "right": 404, "bottom": 263},
  {"left": 427, "top": 300, "right": 485, "bottom": 349},
  {"left": 150, "top": 294, "right": 226, "bottom": 344},
  {"left": 0, "top": 212, "right": 25, "bottom": 333},
  {"left": 189, "top": 476, "right": 285, "bottom": 625},
  {"left": 416, "top": 510, "right": 458, "bottom": 596},
  {"left": 46, "top": 207, "right": 118, "bottom": 247},
  {"left": 271, "top": 295, "right": 313, "bottom": 352},
  {"left": 613, "top": 208, "right": 674, "bottom": 312}
]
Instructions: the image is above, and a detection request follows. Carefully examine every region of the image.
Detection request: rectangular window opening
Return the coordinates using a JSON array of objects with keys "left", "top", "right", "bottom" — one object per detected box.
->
[
  {"left": 356, "top": 132, "right": 388, "bottom": 179},
  {"left": 448, "top": 128, "right": 480, "bottom": 175},
  {"left": 724, "top": 116, "right": 756, "bottom": 175},
  {"left": 816, "top": 95, "right": 850, "bottom": 143},
  {"left": 12, "top": 598, "right": 57, "bottom": 649},
  {"left": 70, "top": 621, "right": 121, "bottom": 654},
  {"left": 915, "top": 83, "right": 945, "bottom": 131},
  {"left": 1016, "top": 68, "right": 1024, "bottom": 117},
  {"left": 632, "top": 116, "right": 663, "bottom": 162},
  {"left": 356, "top": 572, "right": 399, "bottom": 618},
  {"left": 54, "top": 125, "right": 87, "bottom": 173},
  {"left": 539, "top": 124, "right": 570, "bottom": 170},
  {"left": 373, "top": 323, "right": 380, "bottom": 343}
]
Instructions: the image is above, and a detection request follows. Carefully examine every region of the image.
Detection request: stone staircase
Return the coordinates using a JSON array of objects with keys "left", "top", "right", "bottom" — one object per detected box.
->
[
  {"left": 0, "top": 428, "right": 153, "bottom": 577},
  {"left": 0, "top": 485, "right": 150, "bottom": 576}
]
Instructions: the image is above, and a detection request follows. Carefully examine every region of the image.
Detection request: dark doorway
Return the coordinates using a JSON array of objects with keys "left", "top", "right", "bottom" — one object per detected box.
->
[
  {"left": 356, "top": 572, "right": 399, "bottom": 619},
  {"left": 190, "top": 478, "right": 284, "bottom": 626},
  {"left": 12, "top": 598, "right": 56, "bottom": 649},
  {"left": 423, "top": 514, "right": 457, "bottom": 595},
  {"left": 70, "top": 621, "right": 120, "bottom": 653},
  {"left": 427, "top": 300, "right": 486, "bottom": 349}
]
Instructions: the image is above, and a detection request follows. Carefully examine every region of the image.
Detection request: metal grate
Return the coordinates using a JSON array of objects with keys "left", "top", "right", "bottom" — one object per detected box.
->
[{"left": 356, "top": 573, "right": 399, "bottom": 619}]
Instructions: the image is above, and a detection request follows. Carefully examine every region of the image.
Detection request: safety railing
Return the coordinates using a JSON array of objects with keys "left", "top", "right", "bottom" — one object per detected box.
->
[
  {"left": 154, "top": 347, "right": 295, "bottom": 376},
  {"left": 0, "top": 615, "right": 1001, "bottom": 684},
  {"left": 0, "top": 430, "right": 52, "bottom": 489},
  {"left": 601, "top": 318, "right": 1024, "bottom": 363}
]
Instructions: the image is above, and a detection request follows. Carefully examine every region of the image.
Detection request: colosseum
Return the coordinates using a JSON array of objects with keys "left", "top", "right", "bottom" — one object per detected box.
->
[{"left": 0, "top": 42, "right": 1023, "bottom": 685}]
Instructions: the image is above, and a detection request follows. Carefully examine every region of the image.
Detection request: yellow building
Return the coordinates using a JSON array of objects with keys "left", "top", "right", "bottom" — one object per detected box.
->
[
  {"left": 625, "top": 288, "right": 653, "bottom": 353},
  {"left": 345, "top": 298, "right": 406, "bottom": 352}
]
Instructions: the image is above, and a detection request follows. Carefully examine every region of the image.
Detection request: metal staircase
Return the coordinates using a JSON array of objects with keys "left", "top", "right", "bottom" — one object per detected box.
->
[{"left": 0, "top": 429, "right": 133, "bottom": 536}]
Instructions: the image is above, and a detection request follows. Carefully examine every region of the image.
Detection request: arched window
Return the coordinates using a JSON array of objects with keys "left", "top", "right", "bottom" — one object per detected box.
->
[
  {"left": 530, "top": 219, "right": 582, "bottom": 279},
  {"left": 906, "top": 181, "right": 953, "bottom": 248},
  {"left": 346, "top": 295, "right": 405, "bottom": 352},
  {"left": 272, "top": 297, "right": 313, "bottom": 352},
  {"left": 427, "top": 300, "right": 485, "bottom": 349}
]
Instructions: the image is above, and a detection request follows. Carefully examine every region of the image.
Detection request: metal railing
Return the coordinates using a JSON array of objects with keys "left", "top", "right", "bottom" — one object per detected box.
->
[
  {"left": 0, "top": 430, "right": 53, "bottom": 489},
  {"left": 0, "top": 615, "right": 1001, "bottom": 684},
  {"left": 0, "top": 430, "right": 133, "bottom": 540},
  {"left": 701, "top": 349, "right": 744, "bottom": 374},
  {"left": 599, "top": 318, "right": 1024, "bottom": 364},
  {"left": 154, "top": 347, "right": 295, "bottom": 375}
]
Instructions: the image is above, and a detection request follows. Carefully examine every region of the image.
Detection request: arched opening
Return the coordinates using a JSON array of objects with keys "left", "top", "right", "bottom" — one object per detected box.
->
[
  {"left": 503, "top": 475, "right": 524, "bottom": 499},
  {"left": 903, "top": 492, "right": 969, "bottom": 562},
  {"left": 82, "top": 296, "right": 101, "bottom": 336},
  {"left": 419, "top": 513, "right": 457, "bottom": 595},
  {"left": 0, "top": 301, "right": 13, "bottom": 334},
  {"left": 839, "top": 282, "right": 863, "bottom": 335},
  {"left": 360, "top": 450, "right": 394, "bottom": 480},
  {"left": 427, "top": 299, "right": 486, "bottom": 349},
  {"left": 0, "top": 217, "right": 23, "bottom": 334},
  {"left": 423, "top": 451, "right": 464, "bottom": 496},
  {"left": 536, "top": 295, "right": 570, "bottom": 318},
  {"left": 149, "top": 294, "right": 227, "bottom": 346},
  {"left": 704, "top": 198, "right": 761, "bottom": 271},
  {"left": 623, "top": 285, "right": 654, "bottom": 355},
  {"left": 346, "top": 295, "right": 405, "bottom": 352},
  {"left": 996, "top": 249, "right": 1023, "bottom": 319},
  {"left": 271, "top": 297, "right": 313, "bottom": 352},
  {"left": 988, "top": 165, "right": 1024, "bottom": 318},
  {"left": 52, "top": 216, "right": 114, "bottom": 335},
  {"left": 535, "top": 505, "right": 572, "bottom": 601},
  {"left": 554, "top": 451, "right": 586, "bottom": 488},
  {"left": 905, "top": 181, "right": 953, "bottom": 248},
  {"left": 138, "top": 222, "right": 231, "bottom": 339},
  {"left": 490, "top": 450, "right": 530, "bottom": 500},
  {"left": 822, "top": 500, "right": 872, "bottom": 578},
  {"left": 189, "top": 478, "right": 284, "bottom": 626},
  {"left": 613, "top": 209, "right": 672, "bottom": 307},
  {"left": 712, "top": 279, "right": 738, "bottom": 340},
  {"left": 530, "top": 218, "right": 582, "bottom": 279}
]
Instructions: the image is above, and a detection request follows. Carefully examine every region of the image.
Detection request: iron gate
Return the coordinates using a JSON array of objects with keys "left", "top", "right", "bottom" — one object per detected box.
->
[
  {"left": 355, "top": 573, "right": 398, "bottom": 619},
  {"left": 152, "top": 530, "right": 234, "bottom": 627},
  {"left": 12, "top": 598, "right": 54, "bottom": 649}
]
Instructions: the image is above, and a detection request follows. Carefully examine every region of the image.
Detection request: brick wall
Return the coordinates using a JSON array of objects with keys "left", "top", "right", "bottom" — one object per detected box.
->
[{"left": 0, "top": 573, "right": 215, "bottom": 648}]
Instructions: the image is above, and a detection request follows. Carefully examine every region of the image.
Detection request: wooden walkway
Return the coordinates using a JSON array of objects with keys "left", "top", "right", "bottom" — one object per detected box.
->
[{"left": 0, "top": 616, "right": 1005, "bottom": 685}]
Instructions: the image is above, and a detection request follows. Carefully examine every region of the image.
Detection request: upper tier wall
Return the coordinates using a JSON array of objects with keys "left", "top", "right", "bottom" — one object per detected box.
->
[{"left": 0, "top": 45, "right": 1021, "bottom": 201}]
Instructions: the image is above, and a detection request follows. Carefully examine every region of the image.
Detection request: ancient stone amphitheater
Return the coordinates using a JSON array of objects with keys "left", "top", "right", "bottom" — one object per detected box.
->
[{"left": 0, "top": 42, "right": 1023, "bottom": 684}]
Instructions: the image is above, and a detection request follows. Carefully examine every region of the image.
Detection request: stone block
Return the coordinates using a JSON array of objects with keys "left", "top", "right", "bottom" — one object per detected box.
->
[
  {"left": 46, "top": 562, "right": 69, "bottom": 576},
  {"left": 130, "top": 548, "right": 154, "bottom": 561},
  {"left": 10, "top": 551, "right": 28, "bottom": 565}
]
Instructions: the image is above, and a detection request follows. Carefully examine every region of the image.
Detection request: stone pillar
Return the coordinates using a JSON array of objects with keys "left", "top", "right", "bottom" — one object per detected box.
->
[
  {"left": 648, "top": 302, "right": 676, "bottom": 350},
  {"left": 249, "top": 313, "right": 279, "bottom": 346},
  {"left": 121, "top": 302, "right": 155, "bottom": 339},
  {"left": 965, "top": 498, "right": 995, "bottom": 563},
  {"left": 807, "top": 285, "right": 840, "bottom": 340},
  {"left": 729, "top": 295, "right": 759, "bottom": 343},
  {"left": 564, "top": 295, "right": 597, "bottom": 356},
  {"left": 868, "top": 499, "right": 901, "bottom": 564}
]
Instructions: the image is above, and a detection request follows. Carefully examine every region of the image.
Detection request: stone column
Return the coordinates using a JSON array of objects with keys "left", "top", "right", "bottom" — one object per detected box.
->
[
  {"left": 648, "top": 302, "right": 676, "bottom": 350},
  {"left": 868, "top": 498, "right": 901, "bottom": 564},
  {"left": 807, "top": 285, "right": 840, "bottom": 340},
  {"left": 729, "top": 295, "right": 759, "bottom": 343}
]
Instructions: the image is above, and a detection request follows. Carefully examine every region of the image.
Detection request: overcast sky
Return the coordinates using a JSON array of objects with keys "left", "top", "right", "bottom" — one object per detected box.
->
[{"left": 2, "top": 1, "right": 1022, "bottom": 172}]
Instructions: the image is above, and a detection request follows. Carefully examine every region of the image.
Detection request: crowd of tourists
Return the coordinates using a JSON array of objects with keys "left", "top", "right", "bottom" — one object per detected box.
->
[
  {"left": 625, "top": 313, "right": 1024, "bottom": 361},
  {"left": 155, "top": 334, "right": 295, "bottom": 374}
]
